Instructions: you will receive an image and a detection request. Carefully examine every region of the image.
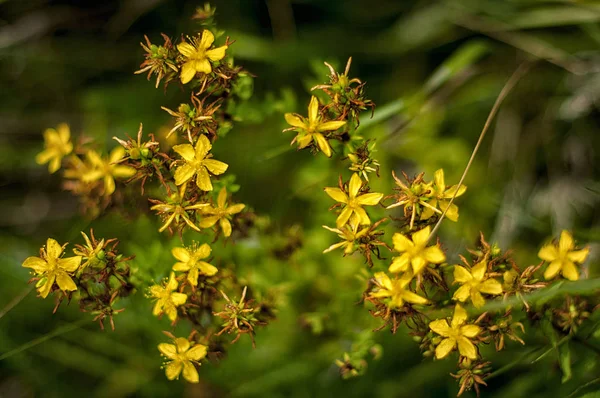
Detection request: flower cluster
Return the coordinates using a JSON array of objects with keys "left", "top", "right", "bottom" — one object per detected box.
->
[{"left": 22, "top": 231, "right": 134, "bottom": 329}]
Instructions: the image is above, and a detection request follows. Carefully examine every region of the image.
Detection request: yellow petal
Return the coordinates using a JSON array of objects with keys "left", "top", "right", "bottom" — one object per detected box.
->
[
  {"left": 538, "top": 244, "right": 558, "bottom": 262},
  {"left": 175, "top": 337, "right": 190, "bottom": 353},
  {"left": 353, "top": 206, "right": 371, "bottom": 225},
  {"left": 452, "top": 285, "right": 471, "bottom": 302},
  {"left": 559, "top": 230, "right": 574, "bottom": 253},
  {"left": 471, "top": 291, "right": 485, "bottom": 308},
  {"left": 38, "top": 275, "right": 55, "bottom": 298},
  {"left": 56, "top": 272, "right": 77, "bottom": 292},
  {"left": 152, "top": 299, "right": 165, "bottom": 316},
  {"left": 166, "top": 273, "right": 179, "bottom": 291},
  {"left": 187, "top": 267, "right": 199, "bottom": 286},
  {"left": 308, "top": 96, "right": 319, "bottom": 124},
  {"left": 401, "top": 290, "right": 429, "bottom": 305},
  {"left": 112, "top": 165, "right": 136, "bottom": 179},
  {"left": 199, "top": 29, "right": 215, "bottom": 49},
  {"left": 196, "top": 243, "right": 211, "bottom": 259},
  {"left": 451, "top": 304, "right": 468, "bottom": 328},
  {"left": 561, "top": 261, "right": 579, "bottom": 281},
  {"left": 313, "top": 133, "right": 332, "bottom": 157},
  {"left": 22, "top": 257, "right": 48, "bottom": 273},
  {"left": 48, "top": 157, "right": 61, "bottom": 174},
  {"left": 479, "top": 279, "right": 502, "bottom": 295},
  {"left": 195, "top": 135, "right": 211, "bottom": 159},
  {"left": 203, "top": 159, "right": 228, "bottom": 175},
  {"left": 453, "top": 266, "right": 472, "bottom": 283},
  {"left": 457, "top": 337, "right": 478, "bottom": 359},
  {"left": 206, "top": 45, "right": 227, "bottom": 61},
  {"left": 471, "top": 261, "right": 487, "bottom": 281},
  {"left": 316, "top": 120, "right": 346, "bottom": 132},
  {"left": 423, "top": 246, "right": 445, "bottom": 264},
  {"left": 544, "top": 260, "right": 562, "bottom": 280},
  {"left": 171, "top": 292, "right": 188, "bottom": 306},
  {"left": 226, "top": 203, "right": 245, "bottom": 215},
  {"left": 324, "top": 187, "right": 348, "bottom": 203},
  {"left": 296, "top": 134, "right": 312, "bottom": 149},
  {"left": 36, "top": 149, "right": 55, "bottom": 166},
  {"left": 389, "top": 253, "right": 411, "bottom": 273},
  {"left": 411, "top": 227, "right": 431, "bottom": 247},
  {"left": 58, "top": 256, "right": 81, "bottom": 272},
  {"left": 434, "top": 169, "right": 446, "bottom": 192},
  {"left": 392, "top": 233, "right": 414, "bottom": 253},
  {"left": 186, "top": 344, "right": 208, "bottom": 361},
  {"left": 104, "top": 176, "right": 116, "bottom": 196},
  {"left": 108, "top": 146, "right": 126, "bottom": 164},
  {"left": 177, "top": 42, "right": 196, "bottom": 57},
  {"left": 172, "top": 247, "right": 190, "bottom": 263},
  {"left": 180, "top": 61, "right": 197, "bottom": 84},
  {"left": 173, "top": 144, "right": 196, "bottom": 162},
  {"left": 435, "top": 338, "right": 456, "bottom": 359},
  {"left": 46, "top": 238, "right": 63, "bottom": 259},
  {"left": 57, "top": 123, "right": 70, "bottom": 144},
  {"left": 411, "top": 256, "right": 426, "bottom": 274},
  {"left": 441, "top": 202, "right": 459, "bottom": 222},
  {"left": 348, "top": 173, "right": 362, "bottom": 198},
  {"left": 220, "top": 218, "right": 232, "bottom": 237},
  {"left": 568, "top": 248, "right": 589, "bottom": 264},
  {"left": 199, "top": 215, "right": 220, "bottom": 228},
  {"left": 165, "top": 361, "right": 183, "bottom": 380},
  {"left": 195, "top": 167, "right": 212, "bottom": 191},
  {"left": 461, "top": 324, "right": 481, "bottom": 338},
  {"left": 193, "top": 58, "right": 212, "bottom": 74},
  {"left": 356, "top": 192, "right": 383, "bottom": 206},
  {"left": 158, "top": 343, "right": 177, "bottom": 359},
  {"left": 336, "top": 206, "right": 353, "bottom": 228},
  {"left": 285, "top": 113, "right": 306, "bottom": 129},
  {"left": 323, "top": 241, "right": 346, "bottom": 253},
  {"left": 174, "top": 164, "right": 196, "bottom": 186},
  {"left": 216, "top": 187, "right": 228, "bottom": 208},
  {"left": 182, "top": 361, "right": 199, "bottom": 383},
  {"left": 199, "top": 261, "right": 218, "bottom": 276},
  {"left": 173, "top": 262, "right": 190, "bottom": 272},
  {"left": 429, "top": 319, "right": 451, "bottom": 337}
]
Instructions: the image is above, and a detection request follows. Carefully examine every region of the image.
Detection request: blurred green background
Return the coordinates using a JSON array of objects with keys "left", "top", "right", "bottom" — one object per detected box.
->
[{"left": 1, "top": 0, "right": 599, "bottom": 397}]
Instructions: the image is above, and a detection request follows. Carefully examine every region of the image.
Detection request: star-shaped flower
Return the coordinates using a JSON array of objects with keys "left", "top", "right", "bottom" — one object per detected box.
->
[
  {"left": 429, "top": 304, "right": 481, "bottom": 359},
  {"left": 369, "top": 272, "right": 429, "bottom": 308},
  {"left": 172, "top": 135, "right": 228, "bottom": 191},
  {"left": 324, "top": 173, "right": 383, "bottom": 228},
  {"left": 538, "top": 230, "right": 590, "bottom": 281},
  {"left": 172, "top": 243, "right": 218, "bottom": 286},
  {"left": 36, "top": 123, "right": 73, "bottom": 173},
  {"left": 420, "top": 169, "right": 466, "bottom": 222},
  {"left": 22, "top": 238, "right": 81, "bottom": 298},
  {"left": 389, "top": 226, "right": 445, "bottom": 275},
  {"left": 149, "top": 272, "right": 188, "bottom": 322},
  {"left": 158, "top": 337, "right": 208, "bottom": 383},
  {"left": 198, "top": 186, "right": 245, "bottom": 237},
  {"left": 177, "top": 30, "right": 228, "bottom": 84},
  {"left": 453, "top": 260, "right": 502, "bottom": 308},
  {"left": 82, "top": 147, "right": 136, "bottom": 196}
]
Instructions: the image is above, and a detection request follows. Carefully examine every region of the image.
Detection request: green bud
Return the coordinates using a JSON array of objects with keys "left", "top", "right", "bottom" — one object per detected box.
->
[
  {"left": 412, "top": 335, "right": 423, "bottom": 343},
  {"left": 97, "top": 250, "right": 106, "bottom": 260},
  {"left": 423, "top": 350, "right": 433, "bottom": 357},
  {"left": 129, "top": 148, "right": 141, "bottom": 160},
  {"left": 140, "top": 148, "right": 151, "bottom": 158}
]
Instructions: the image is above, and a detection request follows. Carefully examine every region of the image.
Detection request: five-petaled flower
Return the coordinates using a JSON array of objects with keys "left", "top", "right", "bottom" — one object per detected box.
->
[
  {"left": 284, "top": 96, "right": 346, "bottom": 157},
  {"left": 172, "top": 135, "right": 228, "bottom": 191},
  {"left": 36, "top": 123, "right": 73, "bottom": 173},
  {"left": 158, "top": 337, "right": 208, "bottom": 382},
  {"left": 199, "top": 186, "right": 245, "bottom": 237},
  {"left": 389, "top": 226, "right": 445, "bottom": 275},
  {"left": 453, "top": 260, "right": 502, "bottom": 308},
  {"left": 172, "top": 243, "right": 218, "bottom": 286},
  {"left": 429, "top": 304, "right": 481, "bottom": 359},
  {"left": 369, "top": 272, "right": 429, "bottom": 308},
  {"left": 324, "top": 173, "right": 383, "bottom": 228},
  {"left": 22, "top": 238, "right": 81, "bottom": 298},
  {"left": 178, "top": 30, "right": 228, "bottom": 84},
  {"left": 421, "top": 169, "right": 466, "bottom": 222},
  {"left": 322, "top": 219, "right": 369, "bottom": 254},
  {"left": 82, "top": 147, "right": 136, "bottom": 196},
  {"left": 149, "top": 272, "right": 188, "bottom": 322},
  {"left": 538, "top": 230, "right": 590, "bottom": 281}
]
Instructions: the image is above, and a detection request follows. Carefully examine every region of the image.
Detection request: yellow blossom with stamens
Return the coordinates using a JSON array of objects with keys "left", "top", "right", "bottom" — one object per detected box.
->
[
  {"left": 322, "top": 219, "right": 369, "bottom": 254},
  {"left": 421, "top": 169, "right": 466, "bottom": 222},
  {"left": 158, "top": 337, "right": 207, "bottom": 383},
  {"left": 324, "top": 173, "right": 383, "bottom": 228},
  {"left": 386, "top": 171, "right": 436, "bottom": 230},
  {"left": 178, "top": 30, "right": 228, "bottom": 84},
  {"left": 82, "top": 147, "right": 136, "bottom": 196},
  {"left": 284, "top": 96, "right": 346, "bottom": 157},
  {"left": 149, "top": 272, "right": 188, "bottom": 322},
  {"left": 198, "top": 186, "right": 245, "bottom": 237},
  {"left": 389, "top": 226, "right": 445, "bottom": 275},
  {"left": 172, "top": 135, "right": 228, "bottom": 191},
  {"left": 150, "top": 184, "right": 209, "bottom": 233},
  {"left": 452, "top": 260, "right": 502, "bottom": 308},
  {"left": 429, "top": 304, "right": 481, "bottom": 359},
  {"left": 36, "top": 123, "right": 73, "bottom": 173},
  {"left": 538, "top": 230, "right": 590, "bottom": 281},
  {"left": 172, "top": 243, "right": 218, "bottom": 286},
  {"left": 22, "top": 238, "right": 81, "bottom": 298},
  {"left": 369, "top": 272, "right": 429, "bottom": 308}
]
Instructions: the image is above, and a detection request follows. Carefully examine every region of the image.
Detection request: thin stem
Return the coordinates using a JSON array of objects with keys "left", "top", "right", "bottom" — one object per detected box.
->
[
  {"left": 0, "top": 286, "right": 33, "bottom": 320},
  {"left": 426, "top": 61, "right": 533, "bottom": 244}
]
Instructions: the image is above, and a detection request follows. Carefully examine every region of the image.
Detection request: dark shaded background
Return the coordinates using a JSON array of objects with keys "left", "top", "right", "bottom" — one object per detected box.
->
[{"left": 1, "top": 0, "right": 599, "bottom": 397}]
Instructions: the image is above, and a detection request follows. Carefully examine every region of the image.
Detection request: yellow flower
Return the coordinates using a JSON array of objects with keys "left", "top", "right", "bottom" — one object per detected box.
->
[
  {"left": 172, "top": 135, "right": 228, "bottom": 191},
  {"left": 429, "top": 304, "right": 481, "bottom": 360},
  {"left": 172, "top": 243, "right": 218, "bottom": 286},
  {"left": 158, "top": 337, "right": 208, "bottom": 383},
  {"left": 198, "top": 187, "right": 245, "bottom": 237},
  {"left": 324, "top": 173, "right": 383, "bottom": 228},
  {"left": 149, "top": 272, "right": 188, "bottom": 322},
  {"left": 284, "top": 96, "right": 346, "bottom": 157},
  {"left": 72, "top": 231, "right": 105, "bottom": 270},
  {"left": 369, "top": 272, "right": 429, "bottom": 308},
  {"left": 178, "top": 30, "right": 228, "bottom": 84},
  {"left": 420, "top": 169, "right": 466, "bottom": 222},
  {"left": 150, "top": 184, "right": 209, "bottom": 233},
  {"left": 36, "top": 123, "right": 73, "bottom": 173},
  {"left": 82, "top": 147, "right": 136, "bottom": 196},
  {"left": 322, "top": 220, "right": 369, "bottom": 254},
  {"left": 538, "top": 230, "right": 590, "bottom": 281},
  {"left": 389, "top": 226, "right": 445, "bottom": 275},
  {"left": 22, "top": 238, "right": 81, "bottom": 298},
  {"left": 453, "top": 260, "right": 502, "bottom": 308}
]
